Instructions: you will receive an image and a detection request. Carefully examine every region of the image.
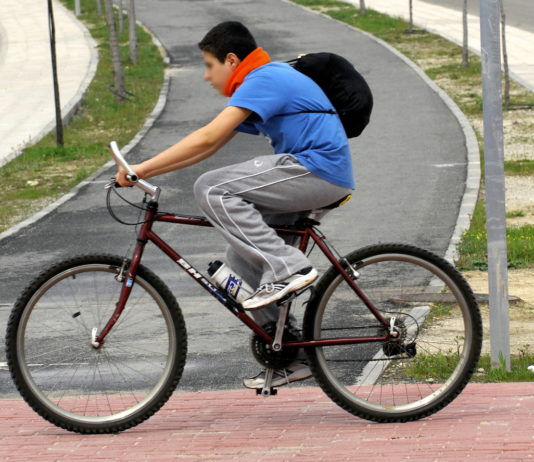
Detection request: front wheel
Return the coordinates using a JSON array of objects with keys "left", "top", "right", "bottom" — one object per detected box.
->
[
  {"left": 5, "top": 254, "right": 187, "bottom": 434},
  {"left": 303, "top": 243, "right": 482, "bottom": 423}
]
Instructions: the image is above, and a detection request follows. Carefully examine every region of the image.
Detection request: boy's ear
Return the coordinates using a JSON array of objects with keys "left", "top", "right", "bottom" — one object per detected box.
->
[{"left": 225, "top": 52, "right": 241, "bottom": 68}]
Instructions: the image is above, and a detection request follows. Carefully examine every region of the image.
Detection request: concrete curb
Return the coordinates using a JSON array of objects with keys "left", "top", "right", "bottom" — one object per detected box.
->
[
  {"left": 0, "top": 0, "right": 99, "bottom": 169},
  {"left": 0, "top": 19, "right": 171, "bottom": 244},
  {"left": 284, "top": 0, "right": 481, "bottom": 264}
]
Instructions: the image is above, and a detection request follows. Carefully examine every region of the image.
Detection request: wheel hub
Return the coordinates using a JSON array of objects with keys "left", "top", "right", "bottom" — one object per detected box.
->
[{"left": 382, "top": 315, "right": 417, "bottom": 358}]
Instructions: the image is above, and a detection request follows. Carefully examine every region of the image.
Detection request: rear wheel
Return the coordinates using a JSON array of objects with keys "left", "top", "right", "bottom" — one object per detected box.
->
[
  {"left": 6, "top": 254, "right": 187, "bottom": 434},
  {"left": 303, "top": 243, "right": 482, "bottom": 422}
]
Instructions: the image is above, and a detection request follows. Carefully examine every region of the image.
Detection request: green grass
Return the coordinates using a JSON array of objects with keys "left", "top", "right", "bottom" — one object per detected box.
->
[
  {"left": 403, "top": 350, "right": 534, "bottom": 383},
  {"left": 507, "top": 210, "right": 525, "bottom": 218},
  {"left": 0, "top": 0, "right": 165, "bottom": 232},
  {"left": 505, "top": 159, "right": 534, "bottom": 176},
  {"left": 422, "top": 303, "right": 455, "bottom": 326},
  {"left": 456, "top": 200, "right": 534, "bottom": 270}
]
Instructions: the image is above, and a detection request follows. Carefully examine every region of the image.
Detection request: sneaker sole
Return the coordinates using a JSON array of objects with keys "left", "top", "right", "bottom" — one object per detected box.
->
[
  {"left": 243, "top": 368, "right": 313, "bottom": 389},
  {"left": 242, "top": 268, "right": 318, "bottom": 310}
]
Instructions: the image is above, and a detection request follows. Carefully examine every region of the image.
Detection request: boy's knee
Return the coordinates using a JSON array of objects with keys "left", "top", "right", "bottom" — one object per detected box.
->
[
  {"left": 193, "top": 172, "right": 212, "bottom": 202},
  {"left": 194, "top": 171, "right": 222, "bottom": 210}
]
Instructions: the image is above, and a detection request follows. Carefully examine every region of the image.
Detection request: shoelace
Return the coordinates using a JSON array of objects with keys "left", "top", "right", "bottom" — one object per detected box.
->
[{"left": 258, "top": 282, "right": 275, "bottom": 294}]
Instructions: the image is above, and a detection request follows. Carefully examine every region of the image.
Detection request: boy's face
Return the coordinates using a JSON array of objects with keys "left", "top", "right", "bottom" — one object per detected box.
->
[{"left": 202, "top": 51, "right": 240, "bottom": 95}]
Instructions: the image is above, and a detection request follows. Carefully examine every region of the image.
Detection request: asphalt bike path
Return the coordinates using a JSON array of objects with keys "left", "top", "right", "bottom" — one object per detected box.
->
[{"left": 0, "top": 0, "right": 469, "bottom": 395}]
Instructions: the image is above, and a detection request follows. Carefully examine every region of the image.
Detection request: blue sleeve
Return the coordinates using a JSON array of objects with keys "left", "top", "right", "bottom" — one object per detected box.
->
[
  {"left": 227, "top": 73, "right": 287, "bottom": 123},
  {"left": 235, "top": 119, "right": 260, "bottom": 135}
]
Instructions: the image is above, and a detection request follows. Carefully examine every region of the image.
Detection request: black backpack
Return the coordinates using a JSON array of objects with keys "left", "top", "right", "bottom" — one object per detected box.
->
[{"left": 278, "top": 52, "right": 373, "bottom": 138}]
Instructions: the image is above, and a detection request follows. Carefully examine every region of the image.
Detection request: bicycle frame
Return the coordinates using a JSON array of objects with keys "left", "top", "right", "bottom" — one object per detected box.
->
[{"left": 94, "top": 199, "right": 391, "bottom": 349}]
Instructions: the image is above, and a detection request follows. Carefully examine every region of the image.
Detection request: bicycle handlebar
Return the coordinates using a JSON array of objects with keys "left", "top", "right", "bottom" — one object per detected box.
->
[{"left": 108, "top": 141, "right": 161, "bottom": 201}]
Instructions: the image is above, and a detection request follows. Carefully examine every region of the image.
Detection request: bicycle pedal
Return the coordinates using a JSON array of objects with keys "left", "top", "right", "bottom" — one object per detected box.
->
[
  {"left": 256, "top": 387, "right": 278, "bottom": 397},
  {"left": 276, "top": 286, "right": 312, "bottom": 305}
]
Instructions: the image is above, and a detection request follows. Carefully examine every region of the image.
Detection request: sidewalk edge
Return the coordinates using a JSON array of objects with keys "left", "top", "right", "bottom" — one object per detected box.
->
[
  {"left": 283, "top": 0, "right": 481, "bottom": 264},
  {"left": 0, "top": 20, "right": 171, "bottom": 244}
]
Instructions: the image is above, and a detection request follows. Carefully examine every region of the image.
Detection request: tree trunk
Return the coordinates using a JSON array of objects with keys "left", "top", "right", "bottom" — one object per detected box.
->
[
  {"left": 118, "top": 0, "right": 124, "bottom": 35},
  {"left": 103, "top": 0, "right": 125, "bottom": 102},
  {"left": 359, "top": 0, "right": 367, "bottom": 16},
  {"left": 128, "top": 0, "right": 138, "bottom": 64},
  {"left": 462, "top": 0, "right": 469, "bottom": 68},
  {"left": 500, "top": 0, "right": 510, "bottom": 109},
  {"left": 96, "top": 0, "right": 102, "bottom": 16},
  {"left": 47, "top": 0, "right": 64, "bottom": 146},
  {"left": 409, "top": 0, "right": 414, "bottom": 31}
]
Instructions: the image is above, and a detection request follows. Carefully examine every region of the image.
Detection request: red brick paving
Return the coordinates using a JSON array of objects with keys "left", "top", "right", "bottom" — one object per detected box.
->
[{"left": 0, "top": 383, "right": 533, "bottom": 461}]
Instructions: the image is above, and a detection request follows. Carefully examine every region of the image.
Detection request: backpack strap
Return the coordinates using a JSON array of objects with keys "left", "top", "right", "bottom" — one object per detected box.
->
[{"left": 274, "top": 109, "right": 337, "bottom": 117}]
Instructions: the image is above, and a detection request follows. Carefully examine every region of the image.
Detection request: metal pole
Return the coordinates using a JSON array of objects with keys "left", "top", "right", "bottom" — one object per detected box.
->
[
  {"left": 47, "top": 0, "right": 64, "bottom": 147},
  {"left": 479, "top": 0, "right": 510, "bottom": 370},
  {"left": 75, "top": 0, "right": 81, "bottom": 16}
]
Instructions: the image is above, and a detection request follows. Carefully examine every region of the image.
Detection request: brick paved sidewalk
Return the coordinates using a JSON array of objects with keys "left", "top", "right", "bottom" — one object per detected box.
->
[{"left": 0, "top": 382, "right": 532, "bottom": 461}]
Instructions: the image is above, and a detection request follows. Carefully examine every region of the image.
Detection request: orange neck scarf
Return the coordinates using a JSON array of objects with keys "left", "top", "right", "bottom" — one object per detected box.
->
[{"left": 223, "top": 47, "right": 271, "bottom": 97}]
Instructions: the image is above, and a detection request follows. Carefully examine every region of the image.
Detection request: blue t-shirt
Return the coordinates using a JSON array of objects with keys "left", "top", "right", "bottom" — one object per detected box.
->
[{"left": 228, "top": 62, "right": 355, "bottom": 189}]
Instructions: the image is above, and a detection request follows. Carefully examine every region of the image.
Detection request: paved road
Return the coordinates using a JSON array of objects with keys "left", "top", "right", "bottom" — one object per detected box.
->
[
  {"left": 0, "top": 0, "right": 468, "bottom": 395},
  {"left": 422, "top": 0, "right": 534, "bottom": 34}
]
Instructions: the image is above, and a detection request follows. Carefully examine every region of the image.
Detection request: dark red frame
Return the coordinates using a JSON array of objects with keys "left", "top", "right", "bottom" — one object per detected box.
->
[{"left": 95, "top": 203, "right": 391, "bottom": 348}]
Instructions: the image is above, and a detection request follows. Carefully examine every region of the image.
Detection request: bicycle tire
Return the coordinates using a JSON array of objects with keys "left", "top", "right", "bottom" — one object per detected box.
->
[
  {"left": 303, "top": 243, "right": 482, "bottom": 423},
  {"left": 5, "top": 254, "right": 187, "bottom": 434}
]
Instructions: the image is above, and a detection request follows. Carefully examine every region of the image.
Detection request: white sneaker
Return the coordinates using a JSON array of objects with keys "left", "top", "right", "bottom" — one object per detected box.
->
[
  {"left": 242, "top": 267, "right": 318, "bottom": 310},
  {"left": 243, "top": 361, "right": 312, "bottom": 389}
]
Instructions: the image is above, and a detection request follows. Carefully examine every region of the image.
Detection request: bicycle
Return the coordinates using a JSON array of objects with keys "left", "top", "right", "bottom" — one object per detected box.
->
[{"left": 5, "top": 141, "right": 483, "bottom": 434}]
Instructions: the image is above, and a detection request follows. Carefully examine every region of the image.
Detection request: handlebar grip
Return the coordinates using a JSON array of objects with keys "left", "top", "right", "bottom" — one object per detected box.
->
[{"left": 108, "top": 141, "right": 160, "bottom": 200}]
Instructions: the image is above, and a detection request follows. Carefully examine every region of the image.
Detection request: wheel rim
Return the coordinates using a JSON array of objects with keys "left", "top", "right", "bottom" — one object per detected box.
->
[
  {"left": 314, "top": 252, "right": 474, "bottom": 414},
  {"left": 16, "top": 264, "right": 177, "bottom": 424}
]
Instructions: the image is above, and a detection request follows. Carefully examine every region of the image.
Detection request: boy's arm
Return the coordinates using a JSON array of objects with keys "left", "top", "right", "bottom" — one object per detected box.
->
[
  {"left": 117, "top": 106, "right": 251, "bottom": 184},
  {"left": 145, "top": 130, "right": 238, "bottom": 177}
]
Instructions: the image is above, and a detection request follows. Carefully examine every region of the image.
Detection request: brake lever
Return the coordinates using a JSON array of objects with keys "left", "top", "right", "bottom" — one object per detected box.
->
[{"left": 105, "top": 177, "right": 120, "bottom": 189}]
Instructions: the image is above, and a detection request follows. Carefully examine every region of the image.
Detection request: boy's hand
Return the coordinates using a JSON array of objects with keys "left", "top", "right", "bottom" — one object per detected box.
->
[{"left": 115, "top": 164, "right": 143, "bottom": 187}]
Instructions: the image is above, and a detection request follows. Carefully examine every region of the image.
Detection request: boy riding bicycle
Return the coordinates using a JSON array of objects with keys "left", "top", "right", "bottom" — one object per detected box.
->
[{"left": 116, "top": 21, "right": 354, "bottom": 389}]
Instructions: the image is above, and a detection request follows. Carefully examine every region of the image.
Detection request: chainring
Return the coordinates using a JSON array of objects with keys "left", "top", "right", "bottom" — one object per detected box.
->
[{"left": 251, "top": 322, "right": 301, "bottom": 369}]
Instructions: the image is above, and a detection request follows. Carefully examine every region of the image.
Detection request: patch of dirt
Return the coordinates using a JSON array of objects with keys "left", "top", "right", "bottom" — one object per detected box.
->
[
  {"left": 504, "top": 177, "right": 534, "bottom": 226},
  {"left": 463, "top": 269, "right": 534, "bottom": 355},
  {"left": 505, "top": 177, "right": 534, "bottom": 209},
  {"left": 415, "top": 270, "right": 534, "bottom": 357},
  {"left": 471, "top": 108, "right": 534, "bottom": 162},
  {"left": 507, "top": 205, "right": 534, "bottom": 227}
]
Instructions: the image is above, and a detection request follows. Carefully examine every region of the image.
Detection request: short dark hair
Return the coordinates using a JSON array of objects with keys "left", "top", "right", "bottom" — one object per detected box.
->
[{"left": 198, "top": 21, "right": 257, "bottom": 63}]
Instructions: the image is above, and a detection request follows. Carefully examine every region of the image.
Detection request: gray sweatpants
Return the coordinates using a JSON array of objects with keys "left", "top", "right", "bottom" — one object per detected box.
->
[{"left": 193, "top": 153, "right": 351, "bottom": 327}]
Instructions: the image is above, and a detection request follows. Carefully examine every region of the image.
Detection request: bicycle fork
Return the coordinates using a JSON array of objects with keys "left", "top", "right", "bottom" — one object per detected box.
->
[{"left": 92, "top": 204, "right": 156, "bottom": 348}]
